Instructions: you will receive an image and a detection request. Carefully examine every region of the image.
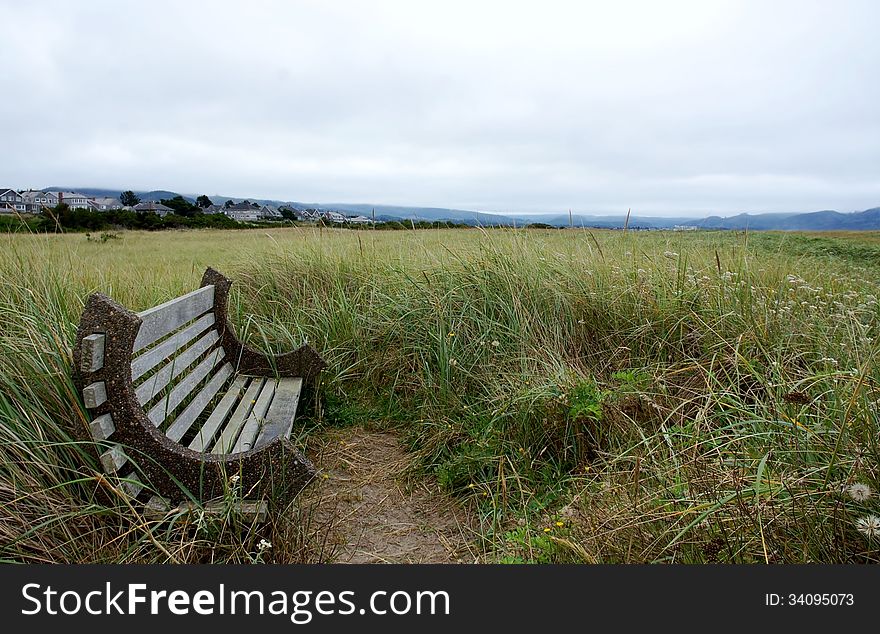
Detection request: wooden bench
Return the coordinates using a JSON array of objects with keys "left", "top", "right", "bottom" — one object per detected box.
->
[{"left": 72, "top": 268, "right": 326, "bottom": 514}]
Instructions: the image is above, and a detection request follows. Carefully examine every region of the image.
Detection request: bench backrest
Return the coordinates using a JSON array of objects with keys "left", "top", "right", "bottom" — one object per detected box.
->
[{"left": 129, "top": 284, "right": 237, "bottom": 449}]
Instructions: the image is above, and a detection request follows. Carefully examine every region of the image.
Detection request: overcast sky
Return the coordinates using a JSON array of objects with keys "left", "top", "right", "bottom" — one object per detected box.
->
[{"left": 2, "top": 0, "right": 879, "bottom": 216}]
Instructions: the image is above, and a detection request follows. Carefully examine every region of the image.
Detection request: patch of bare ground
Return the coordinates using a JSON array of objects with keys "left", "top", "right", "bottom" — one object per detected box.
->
[{"left": 303, "top": 428, "right": 480, "bottom": 563}]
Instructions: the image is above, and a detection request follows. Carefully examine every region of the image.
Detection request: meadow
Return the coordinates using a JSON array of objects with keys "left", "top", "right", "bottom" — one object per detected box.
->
[{"left": 1, "top": 225, "right": 878, "bottom": 563}]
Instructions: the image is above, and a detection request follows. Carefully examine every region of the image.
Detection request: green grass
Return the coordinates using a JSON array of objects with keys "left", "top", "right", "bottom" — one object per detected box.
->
[{"left": 1, "top": 226, "right": 878, "bottom": 562}]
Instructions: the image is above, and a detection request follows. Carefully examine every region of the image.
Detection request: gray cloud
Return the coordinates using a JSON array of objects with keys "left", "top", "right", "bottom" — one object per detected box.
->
[{"left": 2, "top": 0, "right": 878, "bottom": 216}]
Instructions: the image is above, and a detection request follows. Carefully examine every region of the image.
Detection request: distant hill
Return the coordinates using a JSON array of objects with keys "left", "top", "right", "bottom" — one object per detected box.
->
[
  {"left": 697, "top": 208, "right": 880, "bottom": 231},
  {"left": 696, "top": 212, "right": 800, "bottom": 230},
  {"left": 34, "top": 186, "right": 880, "bottom": 230},
  {"left": 530, "top": 213, "right": 702, "bottom": 229},
  {"left": 44, "top": 187, "right": 196, "bottom": 204}
]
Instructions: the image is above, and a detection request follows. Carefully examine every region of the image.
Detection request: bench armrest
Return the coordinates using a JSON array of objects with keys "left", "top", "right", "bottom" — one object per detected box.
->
[{"left": 200, "top": 268, "right": 327, "bottom": 380}]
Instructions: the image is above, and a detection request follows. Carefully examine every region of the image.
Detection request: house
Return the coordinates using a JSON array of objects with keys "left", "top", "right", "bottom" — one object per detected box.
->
[
  {"left": 132, "top": 201, "right": 174, "bottom": 216},
  {"left": 54, "top": 191, "right": 94, "bottom": 210},
  {"left": 347, "top": 215, "right": 372, "bottom": 225},
  {"left": 281, "top": 206, "right": 319, "bottom": 222},
  {"left": 258, "top": 205, "right": 282, "bottom": 220},
  {"left": 18, "top": 189, "right": 58, "bottom": 212},
  {"left": 202, "top": 204, "right": 225, "bottom": 215},
  {"left": 89, "top": 196, "right": 122, "bottom": 211},
  {"left": 0, "top": 188, "right": 26, "bottom": 212},
  {"left": 224, "top": 201, "right": 261, "bottom": 222},
  {"left": 320, "top": 211, "right": 347, "bottom": 223}
]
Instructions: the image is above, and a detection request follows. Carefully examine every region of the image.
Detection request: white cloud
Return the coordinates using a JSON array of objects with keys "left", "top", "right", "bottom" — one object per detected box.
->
[{"left": 1, "top": 0, "right": 878, "bottom": 215}]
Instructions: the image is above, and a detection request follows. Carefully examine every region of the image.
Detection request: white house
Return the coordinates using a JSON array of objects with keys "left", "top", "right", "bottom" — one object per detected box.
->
[
  {"left": 19, "top": 190, "right": 59, "bottom": 212},
  {"left": 282, "top": 207, "right": 319, "bottom": 222},
  {"left": 55, "top": 191, "right": 93, "bottom": 210},
  {"left": 224, "top": 201, "right": 261, "bottom": 221},
  {"left": 0, "top": 188, "right": 26, "bottom": 212},
  {"left": 321, "top": 211, "right": 347, "bottom": 223},
  {"left": 89, "top": 196, "right": 122, "bottom": 211},
  {"left": 347, "top": 215, "right": 372, "bottom": 225}
]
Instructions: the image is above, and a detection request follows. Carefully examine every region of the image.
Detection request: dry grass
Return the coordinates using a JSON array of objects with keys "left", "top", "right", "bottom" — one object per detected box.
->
[{"left": 1, "top": 226, "right": 879, "bottom": 563}]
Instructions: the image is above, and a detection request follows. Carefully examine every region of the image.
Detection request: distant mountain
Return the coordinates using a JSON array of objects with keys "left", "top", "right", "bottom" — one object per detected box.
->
[
  {"left": 696, "top": 212, "right": 801, "bottom": 230},
  {"left": 697, "top": 208, "right": 880, "bottom": 231},
  {"left": 278, "top": 202, "right": 517, "bottom": 226},
  {"left": 44, "top": 187, "right": 194, "bottom": 203},
  {"left": 33, "top": 186, "right": 880, "bottom": 230},
  {"left": 136, "top": 190, "right": 195, "bottom": 203},
  {"left": 528, "top": 214, "right": 702, "bottom": 229}
]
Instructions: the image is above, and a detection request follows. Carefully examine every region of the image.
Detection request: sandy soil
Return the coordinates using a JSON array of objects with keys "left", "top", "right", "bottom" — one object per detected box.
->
[{"left": 303, "top": 428, "right": 479, "bottom": 563}]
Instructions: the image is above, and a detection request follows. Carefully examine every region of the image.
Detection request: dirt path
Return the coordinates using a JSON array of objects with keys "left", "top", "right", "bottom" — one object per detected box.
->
[{"left": 304, "top": 428, "right": 479, "bottom": 563}]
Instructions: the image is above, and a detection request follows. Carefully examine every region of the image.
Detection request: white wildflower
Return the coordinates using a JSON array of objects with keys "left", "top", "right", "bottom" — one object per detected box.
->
[
  {"left": 855, "top": 515, "right": 880, "bottom": 539},
  {"left": 663, "top": 250, "right": 679, "bottom": 259},
  {"left": 258, "top": 538, "right": 272, "bottom": 551},
  {"left": 847, "top": 483, "right": 872, "bottom": 502},
  {"left": 491, "top": 340, "right": 500, "bottom": 347}
]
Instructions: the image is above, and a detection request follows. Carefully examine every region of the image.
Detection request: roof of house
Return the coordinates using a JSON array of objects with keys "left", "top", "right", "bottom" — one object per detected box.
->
[
  {"left": 55, "top": 191, "right": 91, "bottom": 199},
  {"left": 133, "top": 202, "right": 173, "bottom": 212},
  {"left": 226, "top": 202, "right": 261, "bottom": 211},
  {"left": 20, "top": 190, "right": 58, "bottom": 202}
]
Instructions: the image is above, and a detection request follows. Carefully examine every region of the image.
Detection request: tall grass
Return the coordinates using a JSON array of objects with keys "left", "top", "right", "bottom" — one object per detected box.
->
[{"left": 1, "top": 227, "right": 878, "bottom": 562}]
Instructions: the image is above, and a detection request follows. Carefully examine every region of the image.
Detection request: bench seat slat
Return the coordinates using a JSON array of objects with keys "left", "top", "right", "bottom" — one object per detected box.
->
[
  {"left": 212, "top": 377, "right": 264, "bottom": 454},
  {"left": 130, "top": 313, "right": 215, "bottom": 381},
  {"left": 188, "top": 375, "right": 249, "bottom": 452},
  {"left": 165, "top": 363, "right": 234, "bottom": 443},
  {"left": 134, "top": 285, "right": 215, "bottom": 352},
  {"left": 232, "top": 379, "right": 278, "bottom": 454},
  {"left": 254, "top": 378, "right": 303, "bottom": 449},
  {"left": 135, "top": 329, "right": 220, "bottom": 405},
  {"left": 147, "top": 347, "right": 226, "bottom": 426}
]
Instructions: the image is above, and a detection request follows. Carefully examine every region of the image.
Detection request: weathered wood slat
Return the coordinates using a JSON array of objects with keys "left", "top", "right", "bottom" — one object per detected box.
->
[
  {"left": 150, "top": 499, "right": 268, "bottom": 523},
  {"left": 80, "top": 334, "right": 105, "bottom": 373},
  {"left": 144, "top": 495, "right": 171, "bottom": 518},
  {"left": 120, "top": 473, "right": 144, "bottom": 498},
  {"left": 188, "top": 375, "right": 249, "bottom": 452},
  {"left": 254, "top": 378, "right": 303, "bottom": 449},
  {"left": 100, "top": 445, "right": 127, "bottom": 473},
  {"left": 89, "top": 413, "right": 115, "bottom": 440},
  {"left": 178, "top": 500, "right": 268, "bottom": 523},
  {"left": 212, "top": 377, "right": 264, "bottom": 454},
  {"left": 165, "top": 363, "right": 234, "bottom": 442},
  {"left": 135, "top": 329, "right": 220, "bottom": 405},
  {"left": 146, "top": 348, "right": 226, "bottom": 426},
  {"left": 83, "top": 381, "right": 107, "bottom": 408},
  {"left": 130, "top": 313, "right": 215, "bottom": 381},
  {"left": 133, "top": 285, "right": 215, "bottom": 352},
  {"left": 232, "top": 379, "right": 277, "bottom": 453}
]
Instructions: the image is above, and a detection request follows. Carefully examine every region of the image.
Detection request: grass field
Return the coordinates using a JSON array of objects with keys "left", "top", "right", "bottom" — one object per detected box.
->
[{"left": 1, "top": 226, "right": 879, "bottom": 563}]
